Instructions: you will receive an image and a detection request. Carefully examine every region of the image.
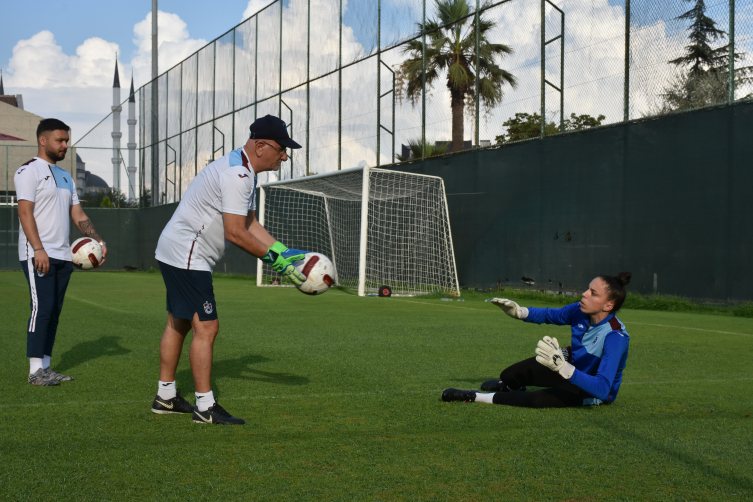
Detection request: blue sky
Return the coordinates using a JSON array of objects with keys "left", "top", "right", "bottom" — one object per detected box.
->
[{"left": 0, "top": 0, "right": 255, "bottom": 71}]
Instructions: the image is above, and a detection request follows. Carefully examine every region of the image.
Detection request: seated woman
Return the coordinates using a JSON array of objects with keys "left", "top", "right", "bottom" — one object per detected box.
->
[{"left": 442, "top": 272, "right": 632, "bottom": 408}]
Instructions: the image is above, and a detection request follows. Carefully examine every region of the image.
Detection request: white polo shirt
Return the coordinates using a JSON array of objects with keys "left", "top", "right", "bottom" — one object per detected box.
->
[
  {"left": 155, "top": 147, "right": 257, "bottom": 272},
  {"left": 15, "top": 157, "right": 79, "bottom": 262}
]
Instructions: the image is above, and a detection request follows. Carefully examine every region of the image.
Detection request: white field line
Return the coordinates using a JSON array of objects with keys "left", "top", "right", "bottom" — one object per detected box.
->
[
  {"left": 5, "top": 377, "right": 753, "bottom": 410},
  {"left": 66, "top": 295, "right": 130, "bottom": 313},
  {"left": 629, "top": 322, "right": 753, "bottom": 337}
]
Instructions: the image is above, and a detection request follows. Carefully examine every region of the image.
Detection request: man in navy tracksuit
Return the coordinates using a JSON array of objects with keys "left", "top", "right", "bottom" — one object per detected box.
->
[
  {"left": 442, "top": 272, "right": 632, "bottom": 408},
  {"left": 16, "top": 119, "right": 107, "bottom": 386}
]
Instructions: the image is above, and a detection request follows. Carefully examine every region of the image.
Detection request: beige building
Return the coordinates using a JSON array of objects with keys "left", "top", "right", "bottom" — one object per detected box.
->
[{"left": 0, "top": 77, "right": 103, "bottom": 202}]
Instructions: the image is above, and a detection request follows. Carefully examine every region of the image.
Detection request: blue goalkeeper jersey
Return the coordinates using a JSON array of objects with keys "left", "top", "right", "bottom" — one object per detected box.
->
[{"left": 524, "top": 303, "right": 630, "bottom": 404}]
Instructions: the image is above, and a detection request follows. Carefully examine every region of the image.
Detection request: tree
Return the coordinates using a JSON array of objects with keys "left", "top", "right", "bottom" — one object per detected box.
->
[
  {"left": 398, "top": 0, "right": 517, "bottom": 154},
  {"left": 397, "top": 139, "right": 448, "bottom": 162},
  {"left": 495, "top": 112, "right": 605, "bottom": 145},
  {"left": 80, "top": 188, "right": 139, "bottom": 208},
  {"left": 658, "top": 0, "right": 752, "bottom": 112}
]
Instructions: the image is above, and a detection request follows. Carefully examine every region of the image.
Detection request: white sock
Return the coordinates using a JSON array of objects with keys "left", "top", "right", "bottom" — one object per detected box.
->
[
  {"left": 196, "top": 390, "right": 216, "bottom": 412},
  {"left": 30, "top": 357, "right": 43, "bottom": 374},
  {"left": 157, "top": 381, "right": 177, "bottom": 400},
  {"left": 42, "top": 355, "right": 51, "bottom": 369},
  {"left": 475, "top": 392, "right": 495, "bottom": 404}
]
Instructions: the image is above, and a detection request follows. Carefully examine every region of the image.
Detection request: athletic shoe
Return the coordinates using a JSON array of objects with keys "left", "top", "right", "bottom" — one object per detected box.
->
[
  {"left": 44, "top": 368, "right": 74, "bottom": 382},
  {"left": 192, "top": 402, "right": 245, "bottom": 425},
  {"left": 480, "top": 380, "right": 526, "bottom": 393},
  {"left": 441, "top": 388, "right": 477, "bottom": 402},
  {"left": 152, "top": 391, "right": 196, "bottom": 414},
  {"left": 28, "top": 368, "right": 60, "bottom": 386}
]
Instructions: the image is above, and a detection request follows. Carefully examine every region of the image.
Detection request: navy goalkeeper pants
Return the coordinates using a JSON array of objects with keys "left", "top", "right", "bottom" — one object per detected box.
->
[
  {"left": 21, "top": 258, "right": 73, "bottom": 358},
  {"left": 492, "top": 356, "right": 596, "bottom": 408}
]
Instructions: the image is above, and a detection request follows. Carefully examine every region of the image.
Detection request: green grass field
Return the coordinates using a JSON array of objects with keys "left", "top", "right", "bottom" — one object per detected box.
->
[{"left": 1, "top": 271, "right": 752, "bottom": 501}]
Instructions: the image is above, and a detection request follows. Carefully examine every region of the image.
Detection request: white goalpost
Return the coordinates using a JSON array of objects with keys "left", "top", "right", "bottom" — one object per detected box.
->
[{"left": 256, "top": 166, "right": 460, "bottom": 297}]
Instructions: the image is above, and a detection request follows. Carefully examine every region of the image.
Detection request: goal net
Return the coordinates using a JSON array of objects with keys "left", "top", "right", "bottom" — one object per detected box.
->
[{"left": 256, "top": 167, "right": 459, "bottom": 296}]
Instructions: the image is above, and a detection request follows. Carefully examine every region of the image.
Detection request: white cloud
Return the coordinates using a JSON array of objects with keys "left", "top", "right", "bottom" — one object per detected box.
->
[
  {"left": 2, "top": 10, "right": 208, "bottom": 189},
  {"left": 242, "top": 0, "right": 275, "bottom": 21},
  {"left": 130, "top": 10, "right": 208, "bottom": 85}
]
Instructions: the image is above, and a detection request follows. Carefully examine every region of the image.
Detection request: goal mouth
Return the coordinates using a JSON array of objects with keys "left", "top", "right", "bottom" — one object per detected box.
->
[{"left": 256, "top": 167, "right": 459, "bottom": 297}]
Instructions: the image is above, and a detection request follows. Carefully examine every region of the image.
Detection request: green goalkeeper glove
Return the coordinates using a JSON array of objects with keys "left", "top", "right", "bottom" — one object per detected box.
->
[
  {"left": 491, "top": 298, "right": 529, "bottom": 320},
  {"left": 535, "top": 336, "right": 575, "bottom": 379},
  {"left": 262, "top": 241, "right": 307, "bottom": 285}
]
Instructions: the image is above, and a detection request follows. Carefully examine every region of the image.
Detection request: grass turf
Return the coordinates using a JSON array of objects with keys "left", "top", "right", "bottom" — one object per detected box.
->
[{"left": 1, "top": 271, "right": 751, "bottom": 501}]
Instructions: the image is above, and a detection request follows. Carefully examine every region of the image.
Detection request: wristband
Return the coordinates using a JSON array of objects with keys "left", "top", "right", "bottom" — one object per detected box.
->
[
  {"left": 98, "top": 240, "right": 106, "bottom": 247},
  {"left": 33, "top": 247, "right": 44, "bottom": 252}
]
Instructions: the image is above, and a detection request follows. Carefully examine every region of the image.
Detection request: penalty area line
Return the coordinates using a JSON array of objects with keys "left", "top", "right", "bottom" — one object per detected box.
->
[{"left": 630, "top": 322, "right": 753, "bottom": 337}]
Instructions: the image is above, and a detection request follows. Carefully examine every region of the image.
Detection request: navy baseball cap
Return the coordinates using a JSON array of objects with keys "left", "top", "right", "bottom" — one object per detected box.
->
[{"left": 249, "top": 115, "right": 302, "bottom": 149}]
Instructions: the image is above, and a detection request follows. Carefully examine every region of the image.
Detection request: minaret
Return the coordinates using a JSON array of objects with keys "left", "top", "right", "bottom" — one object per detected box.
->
[
  {"left": 127, "top": 74, "right": 137, "bottom": 200},
  {"left": 111, "top": 56, "right": 122, "bottom": 193}
]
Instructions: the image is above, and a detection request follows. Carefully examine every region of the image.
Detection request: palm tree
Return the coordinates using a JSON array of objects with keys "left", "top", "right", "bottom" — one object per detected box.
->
[{"left": 398, "top": 0, "right": 517, "bottom": 153}]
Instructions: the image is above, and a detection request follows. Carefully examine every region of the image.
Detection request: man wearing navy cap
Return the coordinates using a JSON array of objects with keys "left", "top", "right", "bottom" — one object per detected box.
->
[{"left": 151, "top": 115, "right": 306, "bottom": 425}]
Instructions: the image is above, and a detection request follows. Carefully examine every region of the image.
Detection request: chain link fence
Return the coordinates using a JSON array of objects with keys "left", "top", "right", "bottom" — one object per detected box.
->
[{"left": 33, "top": 0, "right": 751, "bottom": 208}]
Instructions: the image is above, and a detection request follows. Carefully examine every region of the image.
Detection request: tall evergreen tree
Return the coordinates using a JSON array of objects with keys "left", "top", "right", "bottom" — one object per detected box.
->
[{"left": 660, "top": 0, "right": 751, "bottom": 112}]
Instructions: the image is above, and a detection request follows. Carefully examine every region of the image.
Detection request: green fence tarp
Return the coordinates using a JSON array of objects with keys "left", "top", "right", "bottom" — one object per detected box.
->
[{"left": 391, "top": 101, "right": 753, "bottom": 301}]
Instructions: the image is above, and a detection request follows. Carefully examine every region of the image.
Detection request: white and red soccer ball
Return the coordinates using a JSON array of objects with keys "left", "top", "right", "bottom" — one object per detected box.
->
[
  {"left": 71, "top": 237, "right": 103, "bottom": 270},
  {"left": 294, "top": 252, "right": 335, "bottom": 295}
]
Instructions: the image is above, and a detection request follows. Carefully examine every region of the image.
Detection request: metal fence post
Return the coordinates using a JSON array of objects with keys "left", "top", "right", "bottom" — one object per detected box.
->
[
  {"left": 540, "top": 0, "right": 545, "bottom": 138},
  {"left": 559, "top": 9, "right": 564, "bottom": 133},
  {"left": 179, "top": 62, "right": 183, "bottom": 199},
  {"left": 624, "top": 0, "right": 630, "bottom": 121},
  {"left": 729, "top": 0, "right": 735, "bottom": 104},
  {"left": 165, "top": 71, "right": 169, "bottom": 203},
  {"left": 212, "top": 42, "right": 216, "bottom": 162},
  {"left": 232, "top": 28, "right": 236, "bottom": 151},
  {"left": 475, "top": 0, "right": 480, "bottom": 149},
  {"left": 278, "top": 1, "right": 283, "bottom": 179},
  {"left": 338, "top": 0, "right": 342, "bottom": 170},
  {"left": 195, "top": 54, "right": 199, "bottom": 176},
  {"left": 255, "top": 15, "right": 259, "bottom": 121},
  {"left": 422, "top": 0, "right": 427, "bottom": 158},
  {"left": 306, "top": 0, "right": 311, "bottom": 177},
  {"left": 377, "top": 0, "right": 382, "bottom": 167}
]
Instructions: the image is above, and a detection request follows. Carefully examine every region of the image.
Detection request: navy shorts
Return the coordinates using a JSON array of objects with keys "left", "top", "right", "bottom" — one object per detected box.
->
[{"left": 158, "top": 261, "right": 218, "bottom": 321}]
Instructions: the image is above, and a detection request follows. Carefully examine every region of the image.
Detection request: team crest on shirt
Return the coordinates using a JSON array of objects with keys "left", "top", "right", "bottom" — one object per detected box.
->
[{"left": 203, "top": 301, "right": 213, "bottom": 314}]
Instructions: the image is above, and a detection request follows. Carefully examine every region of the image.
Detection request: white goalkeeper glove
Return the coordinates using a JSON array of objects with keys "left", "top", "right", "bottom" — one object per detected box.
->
[
  {"left": 491, "top": 298, "right": 529, "bottom": 320},
  {"left": 535, "top": 336, "right": 575, "bottom": 379}
]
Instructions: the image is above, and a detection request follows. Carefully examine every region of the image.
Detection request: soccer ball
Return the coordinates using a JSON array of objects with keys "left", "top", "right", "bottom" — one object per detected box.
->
[
  {"left": 71, "top": 237, "right": 103, "bottom": 270},
  {"left": 295, "top": 252, "right": 335, "bottom": 295}
]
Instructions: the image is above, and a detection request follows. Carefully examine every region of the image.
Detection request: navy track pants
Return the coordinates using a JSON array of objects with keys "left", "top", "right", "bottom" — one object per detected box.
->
[{"left": 21, "top": 258, "right": 73, "bottom": 358}]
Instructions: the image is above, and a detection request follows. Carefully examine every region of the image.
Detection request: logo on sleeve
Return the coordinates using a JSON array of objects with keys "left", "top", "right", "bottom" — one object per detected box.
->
[
  {"left": 238, "top": 174, "right": 249, "bottom": 179},
  {"left": 17, "top": 168, "right": 26, "bottom": 174},
  {"left": 203, "top": 301, "right": 213, "bottom": 314},
  {"left": 43, "top": 176, "right": 50, "bottom": 181}
]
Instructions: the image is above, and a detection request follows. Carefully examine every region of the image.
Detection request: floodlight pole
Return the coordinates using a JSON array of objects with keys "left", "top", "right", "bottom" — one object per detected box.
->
[{"left": 357, "top": 166, "right": 370, "bottom": 297}]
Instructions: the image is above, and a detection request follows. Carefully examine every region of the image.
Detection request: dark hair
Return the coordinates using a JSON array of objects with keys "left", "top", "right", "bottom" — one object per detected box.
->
[
  {"left": 37, "top": 118, "right": 70, "bottom": 140},
  {"left": 598, "top": 272, "right": 632, "bottom": 313}
]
